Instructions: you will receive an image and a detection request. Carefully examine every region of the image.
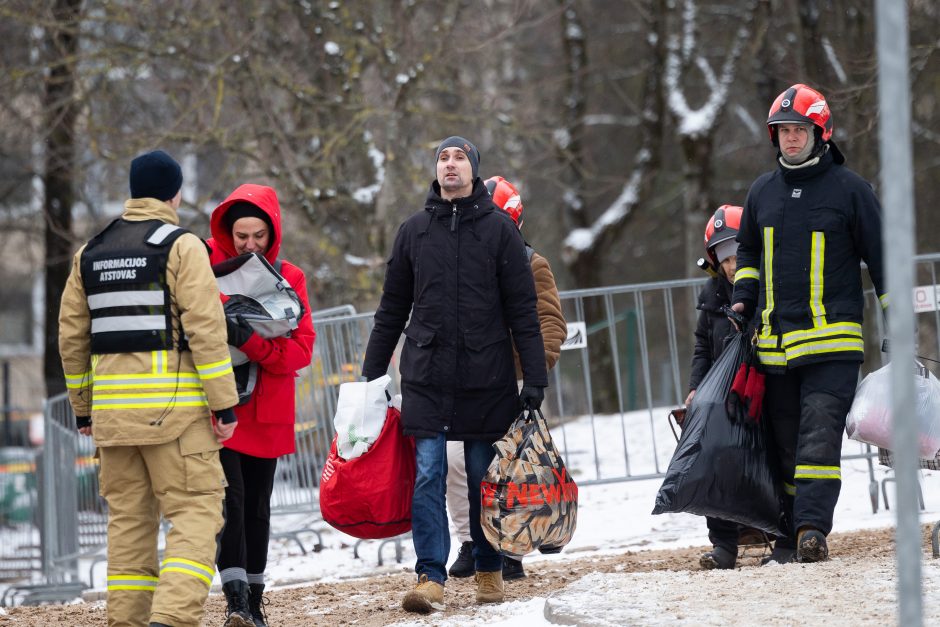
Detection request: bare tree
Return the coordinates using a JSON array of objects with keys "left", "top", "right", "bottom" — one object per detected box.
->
[
  {"left": 661, "top": 0, "right": 760, "bottom": 274},
  {"left": 42, "top": 0, "right": 82, "bottom": 397},
  {"left": 560, "top": 0, "right": 667, "bottom": 287}
]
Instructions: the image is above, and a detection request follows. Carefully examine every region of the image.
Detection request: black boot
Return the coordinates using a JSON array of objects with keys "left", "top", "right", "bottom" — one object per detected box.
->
[
  {"left": 222, "top": 580, "right": 254, "bottom": 627},
  {"left": 448, "top": 541, "right": 474, "bottom": 578},
  {"left": 248, "top": 583, "right": 269, "bottom": 627},
  {"left": 699, "top": 545, "right": 736, "bottom": 570},
  {"left": 761, "top": 544, "right": 797, "bottom": 565},
  {"left": 502, "top": 556, "right": 526, "bottom": 580},
  {"left": 797, "top": 528, "right": 829, "bottom": 563}
]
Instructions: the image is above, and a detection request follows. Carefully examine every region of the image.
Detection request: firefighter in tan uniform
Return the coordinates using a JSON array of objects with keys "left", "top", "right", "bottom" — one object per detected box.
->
[{"left": 58, "top": 150, "right": 241, "bottom": 627}]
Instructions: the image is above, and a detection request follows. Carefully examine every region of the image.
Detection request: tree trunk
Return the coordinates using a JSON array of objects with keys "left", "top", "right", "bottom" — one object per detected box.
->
[
  {"left": 681, "top": 134, "right": 715, "bottom": 275},
  {"left": 43, "top": 0, "right": 82, "bottom": 398}
]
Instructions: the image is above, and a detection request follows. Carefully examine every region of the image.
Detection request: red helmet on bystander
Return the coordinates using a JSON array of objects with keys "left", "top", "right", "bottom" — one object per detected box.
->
[{"left": 485, "top": 176, "right": 524, "bottom": 228}]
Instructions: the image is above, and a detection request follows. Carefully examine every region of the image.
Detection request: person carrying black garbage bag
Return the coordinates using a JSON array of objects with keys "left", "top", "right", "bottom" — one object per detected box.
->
[
  {"left": 361, "top": 136, "right": 547, "bottom": 613},
  {"left": 729, "top": 84, "right": 887, "bottom": 564},
  {"left": 685, "top": 204, "right": 754, "bottom": 571}
]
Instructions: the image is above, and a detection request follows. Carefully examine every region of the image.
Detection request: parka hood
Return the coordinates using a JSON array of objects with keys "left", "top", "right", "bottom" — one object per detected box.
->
[{"left": 210, "top": 183, "right": 282, "bottom": 262}]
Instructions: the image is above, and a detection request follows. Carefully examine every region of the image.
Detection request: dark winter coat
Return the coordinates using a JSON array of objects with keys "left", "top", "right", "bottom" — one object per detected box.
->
[
  {"left": 361, "top": 178, "right": 548, "bottom": 440},
  {"left": 688, "top": 276, "right": 735, "bottom": 392},
  {"left": 207, "top": 184, "right": 316, "bottom": 458},
  {"left": 732, "top": 144, "right": 886, "bottom": 373}
]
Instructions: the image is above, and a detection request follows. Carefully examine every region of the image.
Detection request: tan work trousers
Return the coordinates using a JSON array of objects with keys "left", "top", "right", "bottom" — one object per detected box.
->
[{"left": 98, "top": 421, "right": 225, "bottom": 627}]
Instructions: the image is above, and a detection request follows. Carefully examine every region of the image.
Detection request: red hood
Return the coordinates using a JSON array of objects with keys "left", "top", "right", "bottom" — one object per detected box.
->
[{"left": 209, "top": 184, "right": 282, "bottom": 262}]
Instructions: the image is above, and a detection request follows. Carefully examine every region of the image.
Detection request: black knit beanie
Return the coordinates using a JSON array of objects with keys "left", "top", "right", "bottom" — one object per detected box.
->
[
  {"left": 435, "top": 136, "right": 480, "bottom": 179},
  {"left": 223, "top": 201, "right": 274, "bottom": 235},
  {"left": 129, "top": 150, "right": 183, "bottom": 201}
]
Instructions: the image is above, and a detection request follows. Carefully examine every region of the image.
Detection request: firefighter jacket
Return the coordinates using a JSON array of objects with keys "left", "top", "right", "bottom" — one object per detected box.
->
[
  {"left": 59, "top": 198, "right": 239, "bottom": 447},
  {"left": 731, "top": 144, "right": 887, "bottom": 372}
]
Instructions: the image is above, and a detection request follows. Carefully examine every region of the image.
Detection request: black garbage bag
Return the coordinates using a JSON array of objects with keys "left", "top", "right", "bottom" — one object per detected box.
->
[{"left": 652, "top": 332, "right": 783, "bottom": 535}]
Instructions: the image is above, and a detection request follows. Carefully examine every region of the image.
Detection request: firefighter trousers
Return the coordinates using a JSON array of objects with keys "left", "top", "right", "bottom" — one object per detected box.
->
[
  {"left": 764, "top": 360, "right": 859, "bottom": 546},
  {"left": 98, "top": 420, "right": 226, "bottom": 627}
]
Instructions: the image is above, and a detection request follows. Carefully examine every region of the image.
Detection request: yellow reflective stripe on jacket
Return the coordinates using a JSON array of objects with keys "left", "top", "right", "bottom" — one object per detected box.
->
[
  {"left": 160, "top": 557, "right": 214, "bottom": 586},
  {"left": 794, "top": 465, "right": 841, "bottom": 480},
  {"left": 92, "top": 374, "right": 203, "bottom": 390},
  {"left": 879, "top": 293, "right": 889, "bottom": 309},
  {"left": 107, "top": 574, "right": 159, "bottom": 591},
  {"left": 735, "top": 267, "right": 759, "bottom": 283},
  {"left": 785, "top": 337, "right": 864, "bottom": 361},
  {"left": 92, "top": 391, "right": 208, "bottom": 410},
  {"left": 65, "top": 370, "right": 92, "bottom": 389},
  {"left": 782, "top": 321, "right": 862, "bottom": 345},
  {"left": 809, "top": 231, "right": 826, "bottom": 324},
  {"left": 195, "top": 357, "right": 233, "bottom": 381},
  {"left": 756, "top": 349, "right": 787, "bottom": 367},
  {"left": 760, "top": 227, "right": 775, "bottom": 328},
  {"left": 782, "top": 482, "right": 796, "bottom": 496}
]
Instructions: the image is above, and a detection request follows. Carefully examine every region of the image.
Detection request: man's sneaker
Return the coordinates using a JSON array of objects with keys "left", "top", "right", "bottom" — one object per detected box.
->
[
  {"left": 502, "top": 556, "right": 526, "bottom": 580},
  {"left": 475, "top": 570, "right": 504, "bottom": 604},
  {"left": 448, "top": 541, "right": 474, "bottom": 578},
  {"left": 797, "top": 528, "right": 829, "bottom": 563},
  {"left": 761, "top": 545, "right": 797, "bottom": 566},
  {"left": 402, "top": 574, "right": 445, "bottom": 613},
  {"left": 699, "top": 545, "right": 736, "bottom": 570}
]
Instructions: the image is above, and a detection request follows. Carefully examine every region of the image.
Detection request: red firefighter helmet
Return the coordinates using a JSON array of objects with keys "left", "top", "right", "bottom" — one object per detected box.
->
[
  {"left": 704, "top": 204, "right": 743, "bottom": 268},
  {"left": 484, "top": 175, "right": 524, "bottom": 227},
  {"left": 767, "top": 83, "right": 833, "bottom": 145}
]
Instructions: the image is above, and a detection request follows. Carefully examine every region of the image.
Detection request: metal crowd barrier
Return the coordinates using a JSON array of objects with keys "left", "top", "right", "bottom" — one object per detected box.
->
[{"left": 6, "top": 253, "right": 940, "bottom": 603}]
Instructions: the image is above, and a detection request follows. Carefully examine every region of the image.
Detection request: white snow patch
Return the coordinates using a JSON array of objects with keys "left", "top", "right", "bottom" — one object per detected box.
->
[
  {"left": 552, "top": 128, "right": 571, "bottom": 150},
  {"left": 395, "top": 73, "right": 410, "bottom": 85},
  {"left": 563, "top": 172, "right": 641, "bottom": 253},
  {"left": 822, "top": 36, "right": 849, "bottom": 84},
  {"left": 324, "top": 41, "right": 341, "bottom": 56}
]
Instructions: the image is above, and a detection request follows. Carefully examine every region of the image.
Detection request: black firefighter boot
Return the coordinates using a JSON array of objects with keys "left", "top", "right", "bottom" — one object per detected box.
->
[
  {"left": 222, "top": 580, "right": 255, "bottom": 627},
  {"left": 248, "top": 583, "right": 269, "bottom": 627}
]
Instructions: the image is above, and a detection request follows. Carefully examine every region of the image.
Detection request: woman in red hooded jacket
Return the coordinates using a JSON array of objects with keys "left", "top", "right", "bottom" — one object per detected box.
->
[{"left": 207, "top": 184, "right": 315, "bottom": 627}]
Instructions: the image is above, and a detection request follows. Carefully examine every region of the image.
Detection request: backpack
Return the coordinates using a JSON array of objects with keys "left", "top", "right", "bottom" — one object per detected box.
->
[{"left": 319, "top": 406, "right": 416, "bottom": 539}]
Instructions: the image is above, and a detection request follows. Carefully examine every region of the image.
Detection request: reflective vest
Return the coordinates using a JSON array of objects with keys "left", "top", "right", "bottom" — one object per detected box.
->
[{"left": 80, "top": 219, "right": 192, "bottom": 354}]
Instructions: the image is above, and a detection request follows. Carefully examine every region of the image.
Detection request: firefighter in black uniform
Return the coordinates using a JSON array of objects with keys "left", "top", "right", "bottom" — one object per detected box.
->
[{"left": 730, "top": 84, "right": 886, "bottom": 564}]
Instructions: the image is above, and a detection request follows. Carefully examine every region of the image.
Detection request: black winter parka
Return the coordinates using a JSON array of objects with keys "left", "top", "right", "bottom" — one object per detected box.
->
[
  {"left": 688, "top": 276, "right": 735, "bottom": 392},
  {"left": 362, "top": 178, "right": 547, "bottom": 440}
]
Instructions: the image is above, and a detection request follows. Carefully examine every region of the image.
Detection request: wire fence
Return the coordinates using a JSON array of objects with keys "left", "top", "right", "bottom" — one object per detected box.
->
[{"left": 4, "top": 254, "right": 940, "bottom": 603}]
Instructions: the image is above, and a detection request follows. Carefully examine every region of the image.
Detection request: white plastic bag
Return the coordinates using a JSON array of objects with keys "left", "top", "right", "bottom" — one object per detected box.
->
[
  {"left": 333, "top": 375, "right": 392, "bottom": 460},
  {"left": 846, "top": 362, "right": 940, "bottom": 459}
]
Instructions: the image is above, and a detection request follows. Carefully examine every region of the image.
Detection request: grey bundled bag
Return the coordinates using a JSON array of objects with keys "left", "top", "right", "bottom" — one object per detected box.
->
[{"left": 212, "top": 252, "right": 305, "bottom": 402}]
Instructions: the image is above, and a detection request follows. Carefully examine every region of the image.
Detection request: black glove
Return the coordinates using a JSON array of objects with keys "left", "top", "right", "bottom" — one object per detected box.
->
[
  {"left": 226, "top": 315, "right": 254, "bottom": 348},
  {"left": 215, "top": 407, "right": 238, "bottom": 424},
  {"left": 519, "top": 385, "right": 545, "bottom": 410},
  {"left": 76, "top": 415, "right": 91, "bottom": 429}
]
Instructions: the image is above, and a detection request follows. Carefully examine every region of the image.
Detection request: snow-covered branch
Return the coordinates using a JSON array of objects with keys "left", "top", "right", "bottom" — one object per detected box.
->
[{"left": 663, "top": 0, "right": 756, "bottom": 140}]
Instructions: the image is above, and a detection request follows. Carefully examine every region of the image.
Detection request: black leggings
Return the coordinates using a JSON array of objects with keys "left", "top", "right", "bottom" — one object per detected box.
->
[{"left": 217, "top": 448, "right": 278, "bottom": 574}]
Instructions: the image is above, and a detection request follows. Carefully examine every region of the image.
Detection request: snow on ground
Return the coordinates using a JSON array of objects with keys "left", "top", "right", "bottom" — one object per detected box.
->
[
  {"left": 246, "top": 407, "right": 940, "bottom": 625},
  {"left": 10, "top": 407, "right": 935, "bottom": 623}
]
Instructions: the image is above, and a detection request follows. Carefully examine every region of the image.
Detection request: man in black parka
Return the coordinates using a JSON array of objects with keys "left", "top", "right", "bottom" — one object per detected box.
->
[
  {"left": 730, "top": 84, "right": 886, "bottom": 565},
  {"left": 362, "top": 136, "right": 547, "bottom": 613}
]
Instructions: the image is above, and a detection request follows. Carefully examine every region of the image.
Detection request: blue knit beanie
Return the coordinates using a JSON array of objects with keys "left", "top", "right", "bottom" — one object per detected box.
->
[{"left": 129, "top": 150, "right": 183, "bottom": 201}]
